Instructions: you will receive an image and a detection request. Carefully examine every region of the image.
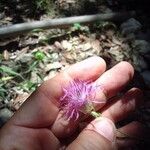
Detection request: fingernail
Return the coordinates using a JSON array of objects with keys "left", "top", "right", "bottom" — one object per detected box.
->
[{"left": 89, "top": 117, "right": 116, "bottom": 142}]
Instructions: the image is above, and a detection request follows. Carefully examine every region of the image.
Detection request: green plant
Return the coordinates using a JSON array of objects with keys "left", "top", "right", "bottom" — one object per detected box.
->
[
  {"left": 0, "top": 66, "right": 23, "bottom": 79},
  {"left": 36, "top": 0, "right": 49, "bottom": 10},
  {"left": 19, "top": 81, "right": 38, "bottom": 93},
  {"left": 35, "top": 0, "right": 55, "bottom": 14},
  {"left": 73, "top": 23, "right": 82, "bottom": 30},
  {"left": 33, "top": 50, "right": 46, "bottom": 61},
  {"left": 94, "top": 21, "right": 117, "bottom": 30},
  {"left": 0, "top": 84, "right": 7, "bottom": 99},
  {"left": 72, "top": 23, "right": 90, "bottom": 33}
]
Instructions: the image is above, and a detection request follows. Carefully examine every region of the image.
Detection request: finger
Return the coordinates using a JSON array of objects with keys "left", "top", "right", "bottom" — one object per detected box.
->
[
  {"left": 95, "top": 61, "right": 134, "bottom": 103},
  {"left": 79, "top": 88, "right": 143, "bottom": 126},
  {"left": 101, "top": 88, "right": 143, "bottom": 122},
  {"left": 116, "top": 121, "right": 149, "bottom": 150},
  {"left": 41, "top": 56, "right": 106, "bottom": 100},
  {"left": 10, "top": 56, "right": 106, "bottom": 128},
  {"left": 67, "top": 117, "right": 117, "bottom": 150}
]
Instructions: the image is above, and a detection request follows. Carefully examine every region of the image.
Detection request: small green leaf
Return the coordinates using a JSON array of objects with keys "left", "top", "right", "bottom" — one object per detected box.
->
[
  {"left": 0, "top": 76, "right": 13, "bottom": 82},
  {"left": 0, "top": 54, "right": 3, "bottom": 61},
  {"left": 0, "top": 66, "right": 22, "bottom": 77},
  {"left": 29, "top": 61, "right": 38, "bottom": 71},
  {"left": 73, "top": 23, "right": 82, "bottom": 30},
  {"left": 34, "top": 51, "right": 46, "bottom": 61},
  {"left": 20, "top": 81, "right": 37, "bottom": 92},
  {"left": 0, "top": 86, "right": 7, "bottom": 98},
  {"left": 31, "top": 28, "right": 44, "bottom": 33}
]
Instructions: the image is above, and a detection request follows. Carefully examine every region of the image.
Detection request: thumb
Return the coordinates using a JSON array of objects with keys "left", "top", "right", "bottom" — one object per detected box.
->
[{"left": 67, "top": 117, "right": 117, "bottom": 150}]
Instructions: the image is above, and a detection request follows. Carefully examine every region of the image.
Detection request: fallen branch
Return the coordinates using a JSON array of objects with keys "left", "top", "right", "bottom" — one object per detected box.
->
[{"left": 0, "top": 11, "right": 136, "bottom": 38}]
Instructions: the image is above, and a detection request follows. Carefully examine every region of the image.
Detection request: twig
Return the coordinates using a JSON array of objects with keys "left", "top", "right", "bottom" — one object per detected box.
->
[
  {"left": 0, "top": 11, "right": 136, "bottom": 38},
  {"left": 116, "top": 129, "right": 149, "bottom": 142}
]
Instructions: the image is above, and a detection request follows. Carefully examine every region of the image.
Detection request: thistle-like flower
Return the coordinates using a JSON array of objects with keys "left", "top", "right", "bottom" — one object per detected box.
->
[{"left": 60, "top": 79, "right": 104, "bottom": 120}]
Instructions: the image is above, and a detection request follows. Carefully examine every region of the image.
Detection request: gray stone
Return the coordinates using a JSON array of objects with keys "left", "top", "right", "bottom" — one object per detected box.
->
[
  {"left": 141, "top": 71, "right": 150, "bottom": 86},
  {"left": 133, "top": 56, "right": 148, "bottom": 71},
  {"left": 138, "top": 59, "right": 149, "bottom": 70},
  {"left": 51, "top": 53, "right": 59, "bottom": 61},
  {"left": 57, "top": 0, "right": 99, "bottom": 16},
  {"left": 125, "top": 33, "right": 135, "bottom": 41},
  {"left": 15, "top": 53, "right": 33, "bottom": 63},
  {"left": 120, "top": 18, "right": 142, "bottom": 35},
  {"left": 0, "top": 108, "right": 13, "bottom": 127},
  {"left": 136, "top": 30, "right": 150, "bottom": 42},
  {"left": 0, "top": 13, "right": 5, "bottom": 20},
  {"left": 134, "top": 40, "right": 150, "bottom": 54}
]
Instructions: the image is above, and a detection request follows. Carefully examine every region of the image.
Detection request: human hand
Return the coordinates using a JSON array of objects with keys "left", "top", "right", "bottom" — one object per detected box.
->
[{"left": 0, "top": 56, "right": 145, "bottom": 150}]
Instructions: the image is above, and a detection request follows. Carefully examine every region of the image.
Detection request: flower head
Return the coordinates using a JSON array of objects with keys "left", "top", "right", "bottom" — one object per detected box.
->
[{"left": 60, "top": 79, "right": 103, "bottom": 120}]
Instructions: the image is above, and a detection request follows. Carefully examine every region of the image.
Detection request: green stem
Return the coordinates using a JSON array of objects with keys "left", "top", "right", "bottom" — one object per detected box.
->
[{"left": 90, "top": 111, "right": 101, "bottom": 118}]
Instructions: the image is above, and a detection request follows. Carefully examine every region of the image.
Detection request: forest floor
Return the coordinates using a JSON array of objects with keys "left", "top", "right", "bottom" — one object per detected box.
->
[{"left": 0, "top": 0, "right": 150, "bottom": 149}]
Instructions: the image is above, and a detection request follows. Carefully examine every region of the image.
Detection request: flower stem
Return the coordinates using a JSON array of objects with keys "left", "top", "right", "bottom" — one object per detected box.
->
[{"left": 90, "top": 111, "right": 101, "bottom": 118}]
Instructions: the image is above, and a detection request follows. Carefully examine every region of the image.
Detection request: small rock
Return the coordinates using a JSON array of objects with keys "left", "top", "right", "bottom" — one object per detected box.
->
[
  {"left": 120, "top": 18, "right": 142, "bottom": 35},
  {"left": 106, "top": 0, "right": 113, "bottom": 6},
  {"left": 112, "top": 37, "right": 122, "bottom": 46},
  {"left": 81, "top": 43, "right": 92, "bottom": 51},
  {"left": 136, "top": 30, "right": 150, "bottom": 42},
  {"left": 3, "top": 50, "right": 10, "bottom": 60},
  {"left": 63, "top": 52, "right": 77, "bottom": 64},
  {"left": 100, "top": 34, "right": 106, "bottom": 40},
  {"left": 106, "top": 30, "right": 115, "bottom": 39},
  {"left": 5, "top": 17, "right": 12, "bottom": 21},
  {"left": 141, "top": 71, "right": 150, "bottom": 86},
  {"left": 19, "top": 53, "right": 33, "bottom": 63},
  {"left": 138, "top": 58, "right": 149, "bottom": 70},
  {"left": 134, "top": 40, "right": 150, "bottom": 54},
  {"left": 19, "top": 37, "right": 39, "bottom": 47},
  {"left": 85, "top": 52, "right": 95, "bottom": 58},
  {"left": 61, "top": 40, "right": 72, "bottom": 51},
  {"left": 90, "top": 33, "right": 96, "bottom": 40},
  {"left": 45, "top": 62, "right": 62, "bottom": 72},
  {"left": 51, "top": 53, "right": 59, "bottom": 61},
  {"left": 124, "top": 33, "right": 135, "bottom": 41},
  {"left": 108, "top": 46, "right": 124, "bottom": 61},
  {"left": 15, "top": 47, "right": 32, "bottom": 63},
  {"left": 133, "top": 56, "right": 148, "bottom": 71},
  {"left": 91, "top": 40, "right": 102, "bottom": 53},
  {"left": 0, "top": 108, "right": 13, "bottom": 127},
  {"left": 77, "top": 52, "right": 87, "bottom": 61},
  {"left": 54, "top": 41, "right": 63, "bottom": 50},
  {"left": 0, "top": 13, "right": 5, "bottom": 20}
]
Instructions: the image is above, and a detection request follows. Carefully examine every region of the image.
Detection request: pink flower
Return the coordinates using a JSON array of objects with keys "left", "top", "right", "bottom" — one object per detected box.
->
[{"left": 60, "top": 79, "right": 104, "bottom": 120}]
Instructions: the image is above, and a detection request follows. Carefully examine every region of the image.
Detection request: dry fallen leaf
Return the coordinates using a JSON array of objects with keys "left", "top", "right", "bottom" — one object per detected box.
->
[
  {"left": 81, "top": 43, "right": 92, "bottom": 52},
  {"left": 54, "top": 41, "right": 64, "bottom": 50},
  {"left": 3, "top": 50, "right": 10, "bottom": 60},
  {"left": 91, "top": 40, "right": 102, "bottom": 53},
  {"left": 45, "top": 62, "right": 62, "bottom": 72},
  {"left": 10, "top": 93, "right": 30, "bottom": 110},
  {"left": 61, "top": 40, "right": 72, "bottom": 51}
]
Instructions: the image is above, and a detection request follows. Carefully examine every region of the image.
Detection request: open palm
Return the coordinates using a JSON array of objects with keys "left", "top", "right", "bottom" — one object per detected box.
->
[{"left": 0, "top": 57, "right": 144, "bottom": 150}]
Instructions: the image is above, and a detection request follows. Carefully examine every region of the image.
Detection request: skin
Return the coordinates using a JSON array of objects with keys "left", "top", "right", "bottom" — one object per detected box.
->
[{"left": 0, "top": 56, "right": 145, "bottom": 150}]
